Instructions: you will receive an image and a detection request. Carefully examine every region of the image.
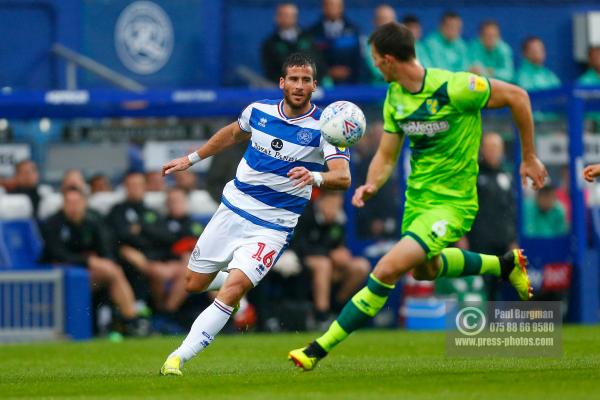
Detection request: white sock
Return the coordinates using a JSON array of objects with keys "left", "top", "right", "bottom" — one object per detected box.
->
[
  {"left": 205, "top": 271, "right": 229, "bottom": 292},
  {"left": 170, "top": 299, "right": 234, "bottom": 363}
]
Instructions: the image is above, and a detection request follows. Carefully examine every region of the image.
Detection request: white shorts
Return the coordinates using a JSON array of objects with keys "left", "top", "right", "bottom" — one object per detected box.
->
[{"left": 188, "top": 204, "right": 291, "bottom": 286}]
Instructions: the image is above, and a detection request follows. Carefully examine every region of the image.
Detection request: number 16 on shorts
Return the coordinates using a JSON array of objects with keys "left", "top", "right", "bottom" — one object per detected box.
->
[{"left": 251, "top": 242, "right": 277, "bottom": 276}]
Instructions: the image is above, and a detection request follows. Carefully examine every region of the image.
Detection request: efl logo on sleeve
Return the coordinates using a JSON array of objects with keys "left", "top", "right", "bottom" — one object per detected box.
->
[{"left": 468, "top": 76, "right": 487, "bottom": 92}]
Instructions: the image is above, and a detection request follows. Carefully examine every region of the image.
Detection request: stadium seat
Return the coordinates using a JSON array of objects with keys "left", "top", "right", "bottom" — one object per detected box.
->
[
  {"left": 88, "top": 191, "right": 125, "bottom": 216},
  {"left": 0, "top": 194, "right": 33, "bottom": 220},
  {"left": 144, "top": 191, "right": 166, "bottom": 214},
  {"left": 188, "top": 190, "right": 219, "bottom": 217},
  {"left": 38, "top": 192, "right": 63, "bottom": 221},
  {"left": 0, "top": 219, "right": 44, "bottom": 269}
]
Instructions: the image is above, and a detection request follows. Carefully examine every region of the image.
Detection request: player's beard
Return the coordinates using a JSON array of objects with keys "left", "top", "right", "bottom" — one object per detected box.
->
[{"left": 284, "top": 90, "right": 311, "bottom": 113}]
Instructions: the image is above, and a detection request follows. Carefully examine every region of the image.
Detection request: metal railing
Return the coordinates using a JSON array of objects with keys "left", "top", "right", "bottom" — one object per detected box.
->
[{"left": 0, "top": 269, "right": 64, "bottom": 342}]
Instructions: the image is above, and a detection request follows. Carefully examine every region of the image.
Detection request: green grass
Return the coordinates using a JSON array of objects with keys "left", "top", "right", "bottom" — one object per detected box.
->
[{"left": 1, "top": 325, "right": 600, "bottom": 399}]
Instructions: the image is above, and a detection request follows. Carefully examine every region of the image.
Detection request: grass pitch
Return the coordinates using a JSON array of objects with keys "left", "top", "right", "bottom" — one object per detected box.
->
[{"left": 1, "top": 325, "right": 599, "bottom": 399}]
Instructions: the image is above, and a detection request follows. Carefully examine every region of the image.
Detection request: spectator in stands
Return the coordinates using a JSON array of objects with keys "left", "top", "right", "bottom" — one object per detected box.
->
[
  {"left": 206, "top": 142, "right": 246, "bottom": 203},
  {"left": 353, "top": 121, "right": 399, "bottom": 239},
  {"left": 40, "top": 187, "right": 146, "bottom": 335},
  {"left": 468, "top": 20, "right": 514, "bottom": 82},
  {"left": 578, "top": 46, "right": 600, "bottom": 86},
  {"left": 145, "top": 170, "right": 165, "bottom": 192},
  {"left": 293, "top": 190, "right": 370, "bottom": 326},
  {"left": 308, "top": 0, "right": 362, "bottom": 84},
  {"left": 261, "top": 3, "right": 327, "bottom": 84},
  {"left": 61, "top": 169, "right": 87, "bottom": 194},
  {"left": 157, "top": 187, "right": 206, "bottom": 313},
  {"left": 364, "top": 4, "right": 397, "bottom": 84},
  {"left": 523, "top": 185, "right": 568, "bottom": 238},
  {"left": 578, "top": 47, "right": 600, "bottom": 129},
  {"left": 402, "top": 15, "right": 431, "bottom": 68},
  {"left": 9, "top": 160, "right": 42, "bottom": 217},
  {"left": 467, "top": 132, "right": 516, "bottom": 300},
  {"left": 174, "top": 170, "right": 199, "bottom": 194},
  {"left": 89, "top": 173, "right": 112, "bottom": 194},
  {"left": 516, "top": 36, "right": 561, "bottom": 91},
  {"left": 106, "top": 172, "right": 179, "bottom": 307},
  {"left": 424, "top": 11, "right": 468, "bottom": 72}
]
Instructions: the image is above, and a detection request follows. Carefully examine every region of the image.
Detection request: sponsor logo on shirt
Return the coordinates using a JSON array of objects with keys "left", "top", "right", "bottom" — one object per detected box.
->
[
  {"left": 271, "top": 139, "right": 283, "bottom": 151},
  {"left": 253, "top": 142, "right": 298, "bottom": 162},
  {"left": 400, "top": 120, "right": 450, "bottom": 137}
]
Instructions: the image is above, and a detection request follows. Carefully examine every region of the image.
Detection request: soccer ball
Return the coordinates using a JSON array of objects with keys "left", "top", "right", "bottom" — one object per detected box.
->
[{"left": 319, "top": 101, "right": 366, "bottom": 147}]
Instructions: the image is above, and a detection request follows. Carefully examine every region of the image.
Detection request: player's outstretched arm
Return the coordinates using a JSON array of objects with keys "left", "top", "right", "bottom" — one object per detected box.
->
[
  {"left": 352, "top": 133, "right": 404, "bottom": 207},
  {"left": 287, "top": 158, "right": 351, "bottom": 190},
  {"left": 162, "top": 122, "right": 251, "bottom": 176},
  {"left": 584, "top": 164, "right": 600, "bottom": 182},
  {"left": 486, "top": 79, "right": 548, "bottom": 190}
]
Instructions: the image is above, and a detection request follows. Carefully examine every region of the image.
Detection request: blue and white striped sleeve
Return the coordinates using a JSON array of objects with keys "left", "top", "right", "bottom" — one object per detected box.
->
[
  {"left": 323, "top": 141, "right": 350, "bottom": 162},
  {"left": 238, "top": 104, "right": 253, "bottom": 133}
]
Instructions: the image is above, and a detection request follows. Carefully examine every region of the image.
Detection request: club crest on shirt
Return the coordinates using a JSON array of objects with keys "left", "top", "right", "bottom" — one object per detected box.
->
[
  {"left": 297, "top": 129, "right": 313, "bottom": 145},
  {"left": 426, "top": 98, "right": 439, "bottom": 114}
]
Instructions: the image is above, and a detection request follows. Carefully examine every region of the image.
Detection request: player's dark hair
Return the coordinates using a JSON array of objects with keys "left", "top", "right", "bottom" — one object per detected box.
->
[
  {"left": 368, "top": 22, "right": 416, "bottom": 62},
  {"left": 281, "top": 53, "right": 317, "bottom": 80},
  {"left": 402, "top": 14, "right": 420, "bottom": 25},
  {"left": 521, "top": 36, "right": 542, "bottom": 52},
  {"left": 441, "top": 11, "right": 460, "bottom": 23},
  {"left": 479, "top": 19, "right": 499, "bottom": 33}
]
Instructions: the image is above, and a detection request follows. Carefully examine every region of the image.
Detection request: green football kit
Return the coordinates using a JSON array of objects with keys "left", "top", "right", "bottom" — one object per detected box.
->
[
  {"left": 288, "top": 68, "right": 534, "bottom": 370},
  {"left": 383, "top": 68, "right": 491, "bottom": 258}
]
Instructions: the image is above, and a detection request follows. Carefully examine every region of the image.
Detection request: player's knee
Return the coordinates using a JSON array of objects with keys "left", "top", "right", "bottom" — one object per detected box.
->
[
  {"left": 373, "top": 261, "right": 402, "bottom": 285},
  {"left": 185, "top": 272, "right": 208, "bottom": 293},
  {"left": 412, "top": 267, "right": 434, "bottom": 281},
  {"left": 412, "top": 261, "right": 438, "bottom": 281},
  {"left": 218, "top": 280, "right": 249, "bottom": 305}
]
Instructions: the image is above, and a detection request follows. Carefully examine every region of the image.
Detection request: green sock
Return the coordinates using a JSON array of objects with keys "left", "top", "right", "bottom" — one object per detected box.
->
[
  {"left": 316, "top": 274, "right": 394, "bottom": 352},
  {"left": 437, "top": 248, "right": 501, "bottom": 278}
]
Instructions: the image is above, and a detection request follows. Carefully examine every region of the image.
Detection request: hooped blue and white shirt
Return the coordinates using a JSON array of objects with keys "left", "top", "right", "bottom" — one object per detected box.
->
[{"left": 221, "top": 99, "right": 350, "bottom": 233}]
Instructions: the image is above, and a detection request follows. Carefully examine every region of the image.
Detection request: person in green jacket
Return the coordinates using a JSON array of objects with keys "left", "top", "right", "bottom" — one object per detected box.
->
[
  {"left": 578, "top": 47, "right": 600, "bottom": 86},
  {"left": 523, "top": 186, "right": 568, "bottom": 238},
  {"left": 402, "top": 14, "right": 432, "bottom": 68},
  {"left": 424, "top": 11, "right": 468, "bottom": 72},
  {"left": 363, "top": 4, "right": 397, "bottom": 85},
  {"left": 468, "top": 20, "right": 514, "bottom": 82},
  {"left": 578, "top": 47, "right": 600, "bottom": 129},
  {"left": 516, "top": 36, "right": 561, "bottom": 91}
]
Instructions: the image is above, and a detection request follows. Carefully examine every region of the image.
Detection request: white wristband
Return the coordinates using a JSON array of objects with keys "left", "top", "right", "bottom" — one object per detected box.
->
[
  {"left": 187, "top": 152, "right": 201, "bottom": 165},
  {"left": 311, "top": 172, "right": 324, "bottom": 187}
]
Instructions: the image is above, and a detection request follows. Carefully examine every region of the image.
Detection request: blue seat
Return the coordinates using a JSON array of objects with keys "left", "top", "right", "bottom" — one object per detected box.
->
[{"left": 0, "top": 219, "right": 44, "bottom": 269}]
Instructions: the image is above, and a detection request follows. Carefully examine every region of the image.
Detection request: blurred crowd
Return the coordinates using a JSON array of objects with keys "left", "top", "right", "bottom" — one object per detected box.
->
[
  {"left": 0, "top": 0, "right": 589, "bottom": 336},
  {"left": 260, "top": 1, "right": 600, "bottom": 89},
  {"left": 0, "top": 157, "right": 376, "bottom": 334},
  {"left": 0, "top": 122, "right": 573, "bottom": 335}
]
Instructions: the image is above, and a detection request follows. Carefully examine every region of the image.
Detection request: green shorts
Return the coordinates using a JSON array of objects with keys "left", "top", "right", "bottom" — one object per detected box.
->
[{"left": 401, "top": 202, "right": 477, "bottom": 259}]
